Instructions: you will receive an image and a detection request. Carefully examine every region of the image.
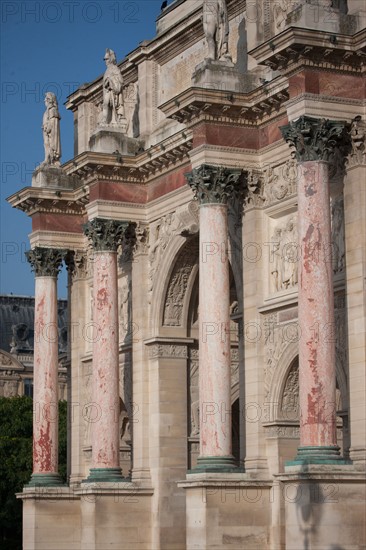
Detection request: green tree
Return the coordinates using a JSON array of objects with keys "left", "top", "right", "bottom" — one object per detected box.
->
[{"left": 0, "top": 397, "right": 67, "bottom": 550}]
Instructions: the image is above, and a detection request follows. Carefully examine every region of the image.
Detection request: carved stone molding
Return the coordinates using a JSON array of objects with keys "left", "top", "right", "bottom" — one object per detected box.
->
[
  {"left": 348, "top": 116, "right": 366, "bottom": 166},
  {"left": 83, "top": 218, "right": 129, "bottom": 252},
  {"left": 148, "top": 344, "right": 189, "bottom": 359},
  {"left": 163, "top": 238, "right": 199, "bottom": 327},
  {"left": 185, "top": 164, "right": 245, "bottom": 205},
  {"left": 265, "top": 424, "right": 300, "bottom": 438},
  {"left": 120, "top": 222, "right": 149, "bottom": 264},
  {"left": 244, "top": 170, "right": 265, "bottom": 209},
  {"left": 65, "top": 250, "right": 88, "bottom": 281},
  {"left": 26, "top": 247, "right": 65, "bottom": 277},
  {"left": 280, "top": 115, "right": 351, "bottom": 165}
]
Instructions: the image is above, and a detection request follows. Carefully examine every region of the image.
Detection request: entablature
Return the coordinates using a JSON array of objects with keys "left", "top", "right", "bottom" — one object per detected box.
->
[
  {"left": 159, "top": 81, "right": 291, "bottom": 126},
  {"left": 249, "top": 27, "right": 366, "bottom": 74},
  {"left": 7, "top": 186, "right": 89, "bottom": 216}
]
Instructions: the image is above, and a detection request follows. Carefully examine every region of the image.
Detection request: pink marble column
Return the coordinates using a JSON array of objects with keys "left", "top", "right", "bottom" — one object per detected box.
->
[
  {"left": 187, "top": 165, "right": 243, "bottom": 470},
  {"left": 281, "top": 116, "right": 351, "bottom": 463},
  {"left": 26, "top": 247, "right": 64, "bottom": 485},
  {"left": 84, "top": 218, "right": 128, "bottom": 481}
]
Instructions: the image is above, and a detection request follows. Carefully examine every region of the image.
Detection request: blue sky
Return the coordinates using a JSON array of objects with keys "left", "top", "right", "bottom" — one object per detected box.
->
[{"left": 1, "top": 0, "right": 164, "bottom": 298}]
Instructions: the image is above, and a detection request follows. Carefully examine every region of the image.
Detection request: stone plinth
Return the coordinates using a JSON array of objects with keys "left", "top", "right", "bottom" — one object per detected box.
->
[
  {"left": 277, "top": 467, "right": 366, "bottom": 550},
  {"left": 192, "top": 59, "right": 258, "bottom": 94},
  {"left": 287, "top": 2, "right": 357, "bottom": 34},
  {"left": 179, "top": 475, "right": 272, "bottom": 550},
  {"left": 89, "top": 125, "right": 142, "bottom": 155},
  {"left": 32, "top": 165, "right": 76, "bottom": 188}
]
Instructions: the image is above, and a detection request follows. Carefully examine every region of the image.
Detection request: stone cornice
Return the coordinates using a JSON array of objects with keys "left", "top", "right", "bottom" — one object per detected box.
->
[
  {"left": 280, "top": 115, "right": 351, "bottom": 163},
  {"left": 249, "top": 27, "right": 366, "bottom": 74},
  {"left": 7, "top": 186, "right": 89, "bottom": 216},
  {"left": 159, "top": 82, "right": 290, "bottom": 126},
  {"left": 61, "top": 133, "right": 193, "bottom": 183},
  {"left": 83, "top": 218, "right": 129, "bottom": 252},
  {"left": 26, "top": 247, "right": 66, "bottom": 278},
  {"left": 186, "top": 164, "right": 246, "bottom": 205}
]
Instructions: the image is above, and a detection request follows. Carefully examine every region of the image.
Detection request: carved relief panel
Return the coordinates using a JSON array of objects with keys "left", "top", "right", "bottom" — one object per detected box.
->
[{"left": 268, "top": 214, "right": 299, "bottom": 295}]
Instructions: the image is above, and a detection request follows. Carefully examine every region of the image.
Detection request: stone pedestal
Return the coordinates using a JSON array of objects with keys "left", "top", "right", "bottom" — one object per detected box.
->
[
  {"left": 83, "top": 218, "right": 129, "bottom": 482},
  {"left": 281, "top": 116, "right": 351, "bottom": 465},
  {"left": 179, "top": 474, "right": 272, "bottom": 550},
  {"left": 77, "top": 484, "right": 153, "bottom": 550},
  {"left": 32, "top": 164, "right": 76, "bottom": 188},
  {"left": 192, "top": 59, "right": 258, "bottom": 94},
  {"left": 278, "top": 466, "right": 366, "bottom": 550},
  {"left": 26, "top": 247, "right": 65, "bottom": 486},
  {"left": 89, "top": 125, "right": 142, "bottom": 155},
  {"left": 286, "top": 2, "right": 357, "bottom": 34},
  {"left": 186, "top": 165, "right": 243, "bottom": 471}
]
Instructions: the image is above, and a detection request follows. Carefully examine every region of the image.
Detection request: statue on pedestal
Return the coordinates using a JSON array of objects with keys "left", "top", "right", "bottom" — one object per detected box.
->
[
  {"left": 100, "top": 48, "right": 125, "bottom": 126},
  {"left": 203, "top": 0, "right": 231, "bottom": 62},
  {"left": 42, "top": 92, "right": 61, "bottom": 166}
]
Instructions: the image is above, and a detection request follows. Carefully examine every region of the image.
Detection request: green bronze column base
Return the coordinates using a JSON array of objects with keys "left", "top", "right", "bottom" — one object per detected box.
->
[
  {"left": 286, "top": 446, "right": 352, "bottom": 466},
  {"left": 83, "top": 468, "right": 128, "bottom": 483},
  {"left": 188, "top": 455, "right": 242, "bottom": 474},
  {"left": 26, "top": 473, "right": 66, "bottom": 487}
]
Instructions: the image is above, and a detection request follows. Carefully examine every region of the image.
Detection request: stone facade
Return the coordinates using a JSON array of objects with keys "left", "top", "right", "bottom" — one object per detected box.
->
[{"left": 8, "top": 0, "right": 366, "bottom": 548}]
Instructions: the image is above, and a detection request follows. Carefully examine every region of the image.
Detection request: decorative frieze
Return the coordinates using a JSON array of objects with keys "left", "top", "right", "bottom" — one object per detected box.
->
[
  {"left": 83, "top": 218, "right": 129, "bottom": 252},
  {"left": 186, "top": 164, "right": 245, "bottom": 205},
  {"left": 280, "top": 115, "right": 351, "bottom": 165},
  {"left": 26, "top": 247, "right": 65, "bottom": 277},
  {"left": 148, "top": 344, "right": 189, "bottom": 359}
]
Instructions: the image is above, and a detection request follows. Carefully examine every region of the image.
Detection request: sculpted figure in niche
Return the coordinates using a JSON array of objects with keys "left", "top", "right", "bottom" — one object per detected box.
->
[
  {"left": 190, "top": 382, "right": 200, "bottom": 437},
  {"left": 100, "top": 48, "right": 125, "bottom": 125},
  {"left": 119, "top": 278, "right": 130, "bottom": 340},
  {"left": 119, "top": 398, "right": 131, "bottom": 444},
  {"left": 350, "top": 116, "right": 365, "bottom": 164},
  {"left": 263, "top": 165, "right": 278, "bottom": 204},
  {"left": 331, "top": 197, "right": 345, "bottom": 273},
  {"left": 42, "top": 92, "right": 61, "bottom": 166},
  {"left": 203, "top": 0, "right": 231, "bottom": 62},
  {"left": 271, "top": 217, "right": 298, "bottom": 292},
  {"left": 280, "top": 217, "right": 298, "bottom": 289},
  {"left": 270, "top": 227, "right": 282, "bottom": 293}
]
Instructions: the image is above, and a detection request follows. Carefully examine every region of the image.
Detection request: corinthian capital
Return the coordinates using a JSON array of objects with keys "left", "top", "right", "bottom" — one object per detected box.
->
[
  {"left": 26, "top": 247, "right": 65, "bottom": 277},
  {"left": 83, "top": 218, "right": 129, "bottom": 252},
  {"left": 280, "top": 116, "right": 351, "bottom": 164},
  {"left": 185, "top": 165, "right": 245, "bottom": 205}
]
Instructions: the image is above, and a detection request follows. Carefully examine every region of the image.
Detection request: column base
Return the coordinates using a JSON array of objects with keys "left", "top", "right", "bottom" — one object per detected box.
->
[
  {"left": 286, "top": 445, "right": 352, "bottom": 466},
  {"left": 188, "top": 455, "right": 241, "bottom": 473},
  {"left": 83, "top": 468, "right": 129, "bottom": 483},
  {"left": 26, "top": 473, "right": 66, "bottom": 487}
]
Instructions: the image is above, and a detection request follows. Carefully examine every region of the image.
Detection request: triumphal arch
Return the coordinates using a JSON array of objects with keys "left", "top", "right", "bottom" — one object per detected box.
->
[{"left": 8, "top": 0, "right": 366, "bottom": 548}]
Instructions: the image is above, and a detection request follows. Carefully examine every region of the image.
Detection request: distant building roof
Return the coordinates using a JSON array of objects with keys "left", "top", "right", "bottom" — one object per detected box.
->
[{"left": 0, "top": 295, "right": 68, "bottom": 354}]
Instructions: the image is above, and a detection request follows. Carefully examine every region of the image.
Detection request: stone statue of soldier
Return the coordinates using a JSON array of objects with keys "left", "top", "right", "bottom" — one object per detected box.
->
[
  {"left": 203, "top": 0, "right": 232, "bottom": 62},
  {"left": 42, "top": 92, "right": 61, "bottom": 166},
  {"left": 100, "top": 48, "right": 125, "bottom": 126}
]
